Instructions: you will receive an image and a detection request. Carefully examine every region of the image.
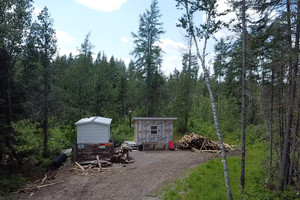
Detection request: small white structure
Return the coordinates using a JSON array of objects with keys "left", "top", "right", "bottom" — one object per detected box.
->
[
  {"left": 133, "top": 117, "right": 177, "bottom": 150},
  {"left": 75, "top": 116, "right": 112, "bottom": 144}
]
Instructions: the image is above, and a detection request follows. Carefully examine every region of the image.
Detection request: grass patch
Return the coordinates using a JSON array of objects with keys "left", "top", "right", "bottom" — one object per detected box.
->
[{"left": 161, "top": 143, "right": 299, "bottom": 200}]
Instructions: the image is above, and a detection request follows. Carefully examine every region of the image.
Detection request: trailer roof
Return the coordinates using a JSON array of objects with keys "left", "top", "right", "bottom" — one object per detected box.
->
[
  {"left": 75, "top": 116, "right": 112, "bottom": 126},
  {"left": 133, "top": 117, "right": 177, "bottom": 120}
]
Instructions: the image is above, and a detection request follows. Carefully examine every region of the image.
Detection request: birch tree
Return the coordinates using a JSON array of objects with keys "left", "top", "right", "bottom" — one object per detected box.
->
[{"left": 175, "top": 0, "right": 233, "bottom": 199}]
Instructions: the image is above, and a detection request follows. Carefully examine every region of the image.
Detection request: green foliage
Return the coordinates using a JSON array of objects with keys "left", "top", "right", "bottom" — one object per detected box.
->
[
  {"left": 245, "top": 124, "right": 266, "bottom": 145},
  {"left": 131, "top": 0, "right": 165, "bottom": 117},
  {"left": 0, "top": 173, "right": 26, "bottom": 196},
  {"left": 13, "top": 121, "right": 43, "bottom": 157},
  {"left": 188, "top": 120, "right": 217, "bottom": 140},
  {"left": 13, "top": 120, "right": 74, "bottom": 165},
  {"left": 111, "top": 122, "right": 134, "bottom": 146},
  {"left": 161, "top": 143, "right": 299, "bottom": 200},
  {"left": 48, "top": 126, "right": 74, "bottom": 155}
]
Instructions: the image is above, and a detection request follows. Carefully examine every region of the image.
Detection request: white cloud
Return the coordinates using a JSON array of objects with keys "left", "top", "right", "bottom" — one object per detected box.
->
[
  {"left": 121, "top": 37, "right": 129, "bottom": 43},
  {"left": 55, "top": 30, "right": 76, "bottom": 56},
  {"left": 156, "top": 38, "right": 188, "bottom": 75},
  {"left": 56, "top": 45, "right": 78, "bottom": 57},
  {"left": 75, "top": 0, "right": 128, "bottom": 12},
  {"left": 56, "top": 30, "right": 74, "bottom": 44}
]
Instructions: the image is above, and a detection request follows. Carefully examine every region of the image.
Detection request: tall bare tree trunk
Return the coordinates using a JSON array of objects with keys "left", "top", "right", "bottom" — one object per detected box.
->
[
  {"left": 43, "top": 60, "right": 49, "bottom": 157},
  {"left": 280, "top": 0, "right": 299, "bottom": 190},
  {"left": 241, "top": 0, "right": 247, "bottom": 190},
  {"left": 288, "top": 0, "right": 300, "bottom": 185},
  {"left": 270, "top": 68, "right": 274, "bottom": 182}
]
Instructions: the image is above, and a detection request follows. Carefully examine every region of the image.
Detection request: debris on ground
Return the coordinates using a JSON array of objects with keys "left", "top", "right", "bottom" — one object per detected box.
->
[
  {"left": 176, "top": 133, "right": 234, "bottom": 153},
  {"left": 72, "top": 155, "right": 113, "bottom": 173}
]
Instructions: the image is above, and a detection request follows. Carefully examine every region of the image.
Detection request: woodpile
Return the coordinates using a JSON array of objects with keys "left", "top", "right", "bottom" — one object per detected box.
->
[
  {"left": 74, "top": 155, "right": 112, "bottom": 172},
  {"left": 176, "top": 133, "right": 234, "bottom": 153},
  {"left": 110, "top": 145, "right": 133, "bottom": 164}
]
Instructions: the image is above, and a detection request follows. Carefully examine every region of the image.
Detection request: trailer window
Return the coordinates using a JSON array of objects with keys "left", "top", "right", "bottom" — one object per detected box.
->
[{"left": 151, "top": 125, "right": 157, "bottom": 134}]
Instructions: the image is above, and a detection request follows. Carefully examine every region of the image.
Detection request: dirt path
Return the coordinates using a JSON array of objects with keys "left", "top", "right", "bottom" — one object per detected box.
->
[{"left": 15, "top": 151, "right": 225, "bottom": 200}]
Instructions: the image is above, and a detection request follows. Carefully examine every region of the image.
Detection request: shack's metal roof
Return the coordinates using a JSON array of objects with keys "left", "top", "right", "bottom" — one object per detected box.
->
[
  {"left": 75, "top": 116, "right": 112, "bottom": 126},
  {"left": 133, "top": 117, "right": 177, "bottom": 120}
]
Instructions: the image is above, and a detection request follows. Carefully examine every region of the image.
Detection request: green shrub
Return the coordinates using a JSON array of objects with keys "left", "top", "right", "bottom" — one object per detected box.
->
[
  {"left": 188, "top": 120, "right": 217, "bottom": 140},
  {"left": 0, "top": 173, "right": 26, "bottom": 196},
  {"left": 14, "top": 121, "right": 74, "bottom": 160},
  {"left": 111, "top": 122, "right": 134, "bottom": 146},
  {"left": 246, "top": 124, "right": 266, "bottom": 145}
]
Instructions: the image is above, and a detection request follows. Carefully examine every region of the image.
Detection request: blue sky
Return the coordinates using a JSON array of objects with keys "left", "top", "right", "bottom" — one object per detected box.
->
[{"left": 33, "top": 0, "right": 233, "bottom": 75}]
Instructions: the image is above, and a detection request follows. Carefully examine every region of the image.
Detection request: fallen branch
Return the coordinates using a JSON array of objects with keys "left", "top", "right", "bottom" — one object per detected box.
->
[
  {"left": 200, "top": 150, "right": 221, "bottom": 153},
  {"left": 16, "top": 181, "right": 65, "bottom": 193},
  {"left": 75, "top": 162, "right": 85, "bottom": 171},
  {"left": 41, "top": 173, "right": 47, "bottom": 185},
  {"left": 36, "top": 181, "right": 65, "bottom": 189}
]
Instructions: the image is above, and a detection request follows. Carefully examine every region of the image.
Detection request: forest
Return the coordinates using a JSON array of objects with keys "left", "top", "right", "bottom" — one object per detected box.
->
[{"left": 1, "top": 0, "right": 300, "bottom": 199}]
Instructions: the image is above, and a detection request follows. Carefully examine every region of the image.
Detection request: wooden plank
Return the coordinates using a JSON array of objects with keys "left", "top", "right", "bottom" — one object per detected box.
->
[
  {"left": 75, "top": 162, "right": 85, "bottom": 171},
  {"left": 96, "top": 155, "right": 101, "bottom": 170}
]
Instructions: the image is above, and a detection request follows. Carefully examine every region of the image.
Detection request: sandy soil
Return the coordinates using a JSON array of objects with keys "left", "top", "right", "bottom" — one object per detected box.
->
[{"left": 15, "top": 150, "right": 228, "bottom": 200}]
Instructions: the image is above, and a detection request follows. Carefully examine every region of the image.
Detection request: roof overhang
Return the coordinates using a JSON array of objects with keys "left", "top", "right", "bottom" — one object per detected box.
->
[{"left": 75, "top": 116, "right": 112, "bottom": 126}]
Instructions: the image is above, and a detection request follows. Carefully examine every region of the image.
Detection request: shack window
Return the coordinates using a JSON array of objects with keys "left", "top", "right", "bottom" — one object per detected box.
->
[{"left": 151, "top": 125, "right": 157, "bottom": 134}]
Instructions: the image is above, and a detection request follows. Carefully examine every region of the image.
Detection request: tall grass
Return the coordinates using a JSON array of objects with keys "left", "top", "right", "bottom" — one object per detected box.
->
[{"left": 161, "top": 143, "right": 298, "bottom": 200}]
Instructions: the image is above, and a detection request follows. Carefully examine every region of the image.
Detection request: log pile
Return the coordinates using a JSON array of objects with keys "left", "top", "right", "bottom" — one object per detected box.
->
[
  {"left": 176, "top": 133, "right": 234, "bottom": 153},
  {"left": 73, "top": 155, "right": 113, "bottom": 173},
  {"left": 110, "top": 145, "right": 133, "bottom": 164}
]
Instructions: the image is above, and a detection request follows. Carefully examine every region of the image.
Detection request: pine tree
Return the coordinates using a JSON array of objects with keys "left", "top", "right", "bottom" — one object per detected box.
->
[
  {"left": 131, "top": 0, "right": 165, "bottom": 117},
  {"left": 0, "top": 0, "right": 32, "bottom": 161},
  {"left": 29, "top": 7, "right": 57, "bottom": 157}
]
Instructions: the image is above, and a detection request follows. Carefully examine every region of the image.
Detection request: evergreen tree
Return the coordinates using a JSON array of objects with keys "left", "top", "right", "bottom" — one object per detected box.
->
[
  {"left": 0, "top": 0, "right": 32, "bottom": 161},
  {"left": 29, "top": 7, "right": 57, "bottom": 157},
  {"left": 131, "top": 0, "right": 165, "bottom": 117}
]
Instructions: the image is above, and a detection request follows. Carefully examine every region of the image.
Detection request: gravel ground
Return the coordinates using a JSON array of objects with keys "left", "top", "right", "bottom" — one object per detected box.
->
[{"left": 15, "top": 150, "right": 230, "bottom": 200}]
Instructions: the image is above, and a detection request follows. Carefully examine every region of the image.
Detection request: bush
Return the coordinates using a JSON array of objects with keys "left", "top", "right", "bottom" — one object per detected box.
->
[
  {"left": 12, "top": 120, "right": 75, "bottom": 174},
  {"left": 111, "top": 122, "right": 134, "bottom": 146},
  {"left": 188, "top": 120, "right": 218, "bottom": 140}
]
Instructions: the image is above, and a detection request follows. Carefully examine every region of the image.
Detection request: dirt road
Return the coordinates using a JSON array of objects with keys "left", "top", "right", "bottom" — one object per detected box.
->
[{"left": 16, "top": 150, "right": 223, "bottom": 200}]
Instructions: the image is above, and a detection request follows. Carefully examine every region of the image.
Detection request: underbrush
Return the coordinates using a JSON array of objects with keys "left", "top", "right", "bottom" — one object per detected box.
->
[
  {"left": 111, "top": 122, "right": 134, "bottom": 146},
  {"left": 161, "top": 143, "right": 299, "bottom": 200},
  {"left": 0, "top": 120, "right": 75, "bottom": 196}
]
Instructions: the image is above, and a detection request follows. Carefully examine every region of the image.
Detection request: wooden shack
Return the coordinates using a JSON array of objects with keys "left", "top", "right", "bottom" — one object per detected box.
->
[
  {"left": 73, "top": 116, "right": 114, "bottom": 161},
  {"left": 133, "top": 117, "right": 177, "bottom": 150}
]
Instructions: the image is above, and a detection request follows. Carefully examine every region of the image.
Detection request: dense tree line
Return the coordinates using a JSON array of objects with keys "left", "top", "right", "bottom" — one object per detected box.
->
[{"left": 1, "top": 0, "right": 300, "bottom": 197}]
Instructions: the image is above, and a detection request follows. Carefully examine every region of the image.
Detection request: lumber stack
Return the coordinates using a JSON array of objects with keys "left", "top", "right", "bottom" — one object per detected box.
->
[{"left": 176, "top": 133, "right": 234, "bottom": 153}]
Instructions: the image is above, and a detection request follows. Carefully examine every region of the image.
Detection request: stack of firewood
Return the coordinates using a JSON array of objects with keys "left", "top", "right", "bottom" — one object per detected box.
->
[
  {"left": 110, "top": 145, "right": 133, "bottom": 164},
  {"left": 176, "top": 133, "right": 234, "bottom": 153}
]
